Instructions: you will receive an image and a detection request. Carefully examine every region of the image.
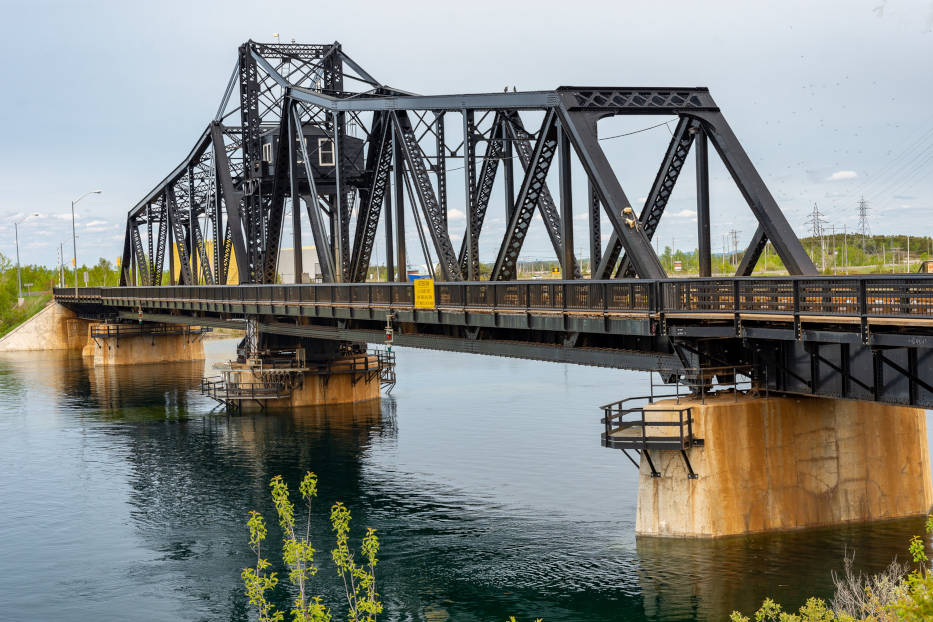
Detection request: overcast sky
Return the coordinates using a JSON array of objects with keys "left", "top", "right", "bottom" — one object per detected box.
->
[{"left": 1, "top": 0, "right": 932, "bottom": 268}]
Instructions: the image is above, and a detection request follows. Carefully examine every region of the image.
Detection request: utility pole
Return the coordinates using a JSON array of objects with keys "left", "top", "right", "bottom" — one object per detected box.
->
[
  {"left": 843, "top": 225, "right": 848, "bottom": 274},
  {"left": 857, "top": 196, "right": 870, "bottom": 255},
  {"left": 727, "top": 229, "right": 740, "bottom": 267},
  {"left": 830, "top": 224, "right": 836, "bottom": 274},
  {"left": 907, "top": 234, "right": 911, "bottom": 273}
]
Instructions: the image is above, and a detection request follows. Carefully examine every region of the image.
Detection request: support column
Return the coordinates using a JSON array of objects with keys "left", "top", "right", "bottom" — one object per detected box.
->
[
  {"left": 81, "top": 322, "right": 207, "bottom": 367},
  {"left": 558, "top": 121, "right": 575, "bottom": 279},
  {"left": 289, "top": 113, "right": 303, "bottom": 283},
  {"left": 695, "top": 129, "right": 711, "bottom": 277},
  {"left": 384, "top": 182, "right": 394, "bottom": 283},
  {"left": 634, "top": 394, "right": 933, "bottom": 537},
  {"left": 394, "top": 131, "right": 407, "bottom": 282}
]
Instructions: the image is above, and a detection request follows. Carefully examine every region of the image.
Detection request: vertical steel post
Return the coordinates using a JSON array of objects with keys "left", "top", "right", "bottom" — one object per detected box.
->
[
  {"left": 333, "top": 111, "right": 346, "bottom": 282},
  {"left": 557, "top": 121, "right": 575, "bottom": 279},
  {"left": 394, "top": 129, "right": 406, "bottom": 282},
  {"left": 187, "top": 166, "right": 196, "bottom": 284},
  {"left": 588, "top": 180, "right": 601, "bottom": 277},
  {"left": 695, "top": 128, "right": 711, "bottom": 277},
  {"left": 288, "top": 112, "right": 303, "bottom": 283},
  {"left": 436, "top": 112, "right": 448, "bottom": 231},
  {"left": 502, "top": 121, "right": 515, "bottom": 222},
  {"left": 384, "top": 184, "right": 394, "bottom": 282},
  {"left": 167, "top": 191, "right": 176, "bottom": 286},
  {"left": 462, "top": 109, "right": 476, "bottom": 280}
]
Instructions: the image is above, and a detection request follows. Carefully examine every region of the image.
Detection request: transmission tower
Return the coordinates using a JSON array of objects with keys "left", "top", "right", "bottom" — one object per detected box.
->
[
  {"left": 857, "top": 196, "right": 871, "bottom": 254},
  {"left": 727, "top": 229, "right": 740, "bottom": 266},
  {"left": 805, "top": 202, "right": 828, "bottom": 271}
]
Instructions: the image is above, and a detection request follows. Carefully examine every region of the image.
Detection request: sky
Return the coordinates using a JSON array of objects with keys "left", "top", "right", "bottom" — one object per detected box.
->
[{"left": 0, "top": 0, "right": 932, "bottom": 269}]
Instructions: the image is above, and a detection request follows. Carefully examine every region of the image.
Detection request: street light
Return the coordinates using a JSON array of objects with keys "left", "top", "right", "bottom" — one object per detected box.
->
[
  {"left": 13, "top": 213, "right": 40, "bottom": 304},
  {"left": 71, "top": 189, "right": 102, "bottom": 296}
]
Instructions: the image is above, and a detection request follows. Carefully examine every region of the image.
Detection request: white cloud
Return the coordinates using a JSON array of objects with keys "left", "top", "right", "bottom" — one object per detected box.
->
[
  {"left": 671, "top": 209, "right": 697, "bottom": 218},
  {"left": 447, "top": 208, "right": 465, "bottom": 220},
  {"left": 85, "top": 220, "right": 107, "bottom": 227},
  {"left": 827, "top": 170, "right": 857, "bottom": 181}
]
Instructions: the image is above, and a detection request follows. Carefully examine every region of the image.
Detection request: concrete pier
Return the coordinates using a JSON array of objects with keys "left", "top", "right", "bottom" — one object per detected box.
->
[
  {"left": 636, "top": 394, "right": 933, "bottom": 537},
  {"left": 218, "top": 352, "right": 382, "bottom": 408},
  {"left": 82, "top": 323, "right": 206, "bottom": 366},
  {"left": 0, "top": 303, "right": 90, "bottom": 352}
]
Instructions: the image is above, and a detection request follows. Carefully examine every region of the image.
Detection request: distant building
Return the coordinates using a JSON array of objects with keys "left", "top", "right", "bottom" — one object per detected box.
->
[
  {"left": 278, "top": 246, "right": 320, "bottom": 283},
  {"left": 918, "top": 260, "right": 933, "bottom": 273}
]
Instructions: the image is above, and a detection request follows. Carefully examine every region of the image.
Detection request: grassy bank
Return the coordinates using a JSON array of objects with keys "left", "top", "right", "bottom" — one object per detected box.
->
[{"left": 0, "top": 253, "right": 119, "bottom": 339}]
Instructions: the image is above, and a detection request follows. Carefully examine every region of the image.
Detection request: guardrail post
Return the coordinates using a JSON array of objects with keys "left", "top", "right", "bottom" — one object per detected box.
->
[
  {"left": 859, "top": 278, "right": 869, "bottom": 345},
  {"left": 793, "top": 279, "right": 801, "bottom": 340},
  {"left": 733, "top": 279, "right": 741, "bottom": 336}
]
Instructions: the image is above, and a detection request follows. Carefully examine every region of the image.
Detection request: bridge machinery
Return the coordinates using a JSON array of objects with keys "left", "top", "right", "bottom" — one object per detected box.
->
[{"left": 57, "top": 41, "right": 933, "bottom": 537}]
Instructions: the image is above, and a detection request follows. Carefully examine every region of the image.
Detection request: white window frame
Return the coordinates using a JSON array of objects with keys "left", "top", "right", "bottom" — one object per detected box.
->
[
  {"left": 318, "top": 138, "right": 335, "bottom": 167},
  {"left": 262, "top": 142, "right": 273, "bottom": 163}
]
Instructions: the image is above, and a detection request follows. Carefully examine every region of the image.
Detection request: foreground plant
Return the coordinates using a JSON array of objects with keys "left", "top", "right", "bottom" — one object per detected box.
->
[
  {"left": 730, "top": 515, "right": 933, "bottom": 622},
  {"left": 242, "top": 472, "right": 381, "bottom": 622}
]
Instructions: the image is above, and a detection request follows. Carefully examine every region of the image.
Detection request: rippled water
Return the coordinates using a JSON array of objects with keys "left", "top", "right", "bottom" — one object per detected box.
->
[{"left": 0, "top": 340, "right": 930, "bottom": 621}]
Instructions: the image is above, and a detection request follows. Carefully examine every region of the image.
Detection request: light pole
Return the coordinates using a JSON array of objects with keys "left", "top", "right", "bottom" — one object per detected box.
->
[
  {"left": 71, "top": 190, "right": 102, "bottom": 295},
  {"left": 13, "top": 213, "right": 40, "bottom": 304}
]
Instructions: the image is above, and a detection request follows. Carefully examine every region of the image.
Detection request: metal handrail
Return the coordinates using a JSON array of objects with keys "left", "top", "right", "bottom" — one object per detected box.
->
[{"left": 53, "top": 274, "right": 933, "bottom": 319}]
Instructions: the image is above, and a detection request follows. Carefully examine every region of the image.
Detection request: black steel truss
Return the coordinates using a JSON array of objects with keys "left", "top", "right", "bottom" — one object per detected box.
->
[{"left": 119, "top": 40, "right": 815, "bottom": 287}]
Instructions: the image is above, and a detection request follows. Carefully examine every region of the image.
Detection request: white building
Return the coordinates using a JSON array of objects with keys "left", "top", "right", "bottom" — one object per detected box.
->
[{"left": 277, "top": 246, "right": 321, "bottom": 283}]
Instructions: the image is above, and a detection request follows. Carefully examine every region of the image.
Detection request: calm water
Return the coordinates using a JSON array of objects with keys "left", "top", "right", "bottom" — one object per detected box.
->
[{"left": 0, "top": 340, "right": 930, "bottom": 621}]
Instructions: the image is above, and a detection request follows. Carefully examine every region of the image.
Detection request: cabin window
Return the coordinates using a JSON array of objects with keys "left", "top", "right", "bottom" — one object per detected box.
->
[
  {"left": 262, "top": 142, "right": 273, "bottom": 163},
  {"left": 318, "top": 138, "right": 335, "bottom": 166}
]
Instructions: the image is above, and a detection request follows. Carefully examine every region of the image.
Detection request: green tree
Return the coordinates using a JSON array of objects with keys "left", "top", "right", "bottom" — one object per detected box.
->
[{"left": 242, "top": 472, "right": 381, "bottom": 622}]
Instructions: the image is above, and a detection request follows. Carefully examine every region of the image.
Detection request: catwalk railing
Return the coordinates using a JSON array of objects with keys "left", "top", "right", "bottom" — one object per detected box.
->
[{"left": 55, "top": 275, "right": 933, "bottom": 319}]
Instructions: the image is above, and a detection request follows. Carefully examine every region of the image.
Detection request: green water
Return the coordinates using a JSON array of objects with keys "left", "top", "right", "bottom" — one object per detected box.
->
[{"left": 0, "top": 339, "right": 928, "bottom": 621}]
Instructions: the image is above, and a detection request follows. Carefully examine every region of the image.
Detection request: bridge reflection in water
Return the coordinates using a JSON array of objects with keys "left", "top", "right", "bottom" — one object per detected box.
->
[{"left": 2, "top": 343, "right": 931, "bottom": 620}]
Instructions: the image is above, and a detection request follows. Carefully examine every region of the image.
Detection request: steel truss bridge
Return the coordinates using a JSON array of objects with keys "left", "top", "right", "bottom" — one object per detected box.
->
[{"left": 55, "top": 40, "right": 933, "bottom": 408}]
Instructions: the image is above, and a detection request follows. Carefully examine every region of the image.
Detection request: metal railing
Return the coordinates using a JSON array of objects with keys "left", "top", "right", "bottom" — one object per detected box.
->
[
  {"left": 200, "top": 377, "right": 289, "bottom": 403},
  {"left": 53, "top": 275, "right": 933, "bottom": 319},
  {"left": 89, "top": 324, "right": 211, "bottom": 338}
]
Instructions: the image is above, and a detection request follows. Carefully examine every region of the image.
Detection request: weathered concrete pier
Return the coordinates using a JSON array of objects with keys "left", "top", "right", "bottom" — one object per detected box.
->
[
  {"left": 0, "top": 303, "right": 206, "bottom": 367},
  {"left": 629, "top": 395, "right": 932, "bottom": 537}
]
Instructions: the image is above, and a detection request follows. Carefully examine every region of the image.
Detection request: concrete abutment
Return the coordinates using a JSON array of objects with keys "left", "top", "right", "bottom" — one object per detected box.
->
[{"left": 636, "top": 394, "right": 933, "bottom": 537}]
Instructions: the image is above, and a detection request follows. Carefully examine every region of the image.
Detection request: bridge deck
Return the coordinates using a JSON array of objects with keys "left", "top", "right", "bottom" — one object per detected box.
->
[{"left": 54, "top": 275, "right": 933, "bottom": 407}]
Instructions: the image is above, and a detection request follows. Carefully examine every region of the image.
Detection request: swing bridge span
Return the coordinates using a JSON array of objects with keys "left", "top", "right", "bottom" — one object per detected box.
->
[{"left": 53, "top": 40, "right": 933, "bottom": 409}]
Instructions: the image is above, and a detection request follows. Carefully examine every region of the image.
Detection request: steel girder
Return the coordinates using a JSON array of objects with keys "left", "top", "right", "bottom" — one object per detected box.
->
[
  {"left": 166, "top": 188, "right": 194, "bottom": 285},
  {"left": 556, "top": 105, "right": 667, "bottom": 279},
  {"left": 689, "top": 110, "right": 816, "bottom": 276},
  {"left": 131, "top": 226, "right": 150, "bottom": 286},
  {"left": 391, "top": 110, "right": 463, "bottom": 281},
  {"left": 502, "top": 112, "right": 579, "bottom": 279},
  {"left": 350, "top": 114, "right": 392, "bottom": 282},
  {"left": 491, "top": 110, "right": 560, "bottom": 281},
  {"left": 459, "top": 112, "right": 504, "bottom": 278},
  {"left": 119, "top": 40, "right": 814, "bottom": 292},
  {"left": 596, "top": 117, "right": 698, "bottom": 279}
]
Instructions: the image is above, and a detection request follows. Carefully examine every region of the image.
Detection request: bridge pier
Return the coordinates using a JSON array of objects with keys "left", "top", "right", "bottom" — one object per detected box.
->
[
  {"left": 634, "top": 394, "right": 932, "bottom": 537},
  {"left": 82, "top": 322, "right": 207, "bottom": 366},
  {"left": 201, "top": 337, "right": 391, "bottom": 410}
]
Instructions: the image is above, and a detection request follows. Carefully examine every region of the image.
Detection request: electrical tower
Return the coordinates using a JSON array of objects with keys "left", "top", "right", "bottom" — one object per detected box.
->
[
  {"left": 857, "top": 196, "right": 870, "bottom": 254},
  {"left": 727, "top": 229, "right": 740, "bottom": 266},
  {"left": 805, "top": 202, "right": 828, "bottom": 272}
]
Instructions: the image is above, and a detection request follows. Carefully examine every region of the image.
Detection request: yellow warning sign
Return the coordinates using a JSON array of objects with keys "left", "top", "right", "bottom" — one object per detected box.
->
[{"left": 413, "top": 278, "right": 436, "bottom": 309}]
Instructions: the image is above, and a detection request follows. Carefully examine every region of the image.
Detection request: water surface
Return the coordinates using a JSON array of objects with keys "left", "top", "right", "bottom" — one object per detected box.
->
[{"left": 0, "top": 340, "right": 929, "bottom": 621}]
